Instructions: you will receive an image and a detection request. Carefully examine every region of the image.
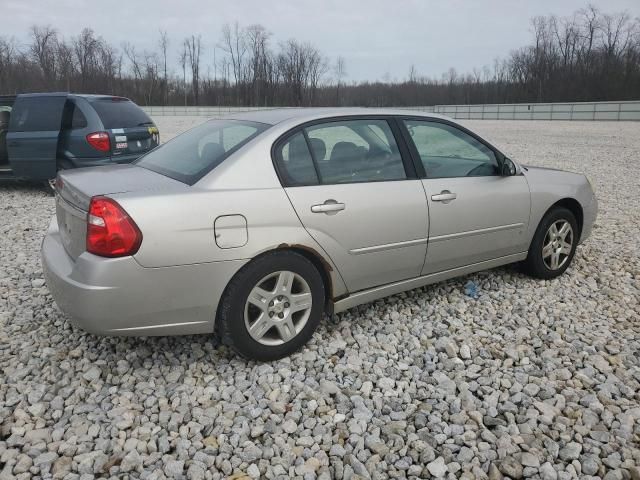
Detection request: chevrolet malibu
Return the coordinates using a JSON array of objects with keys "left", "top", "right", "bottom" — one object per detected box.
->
[{"left": 42, "top": 108, "right": 597, "bottom": 360}]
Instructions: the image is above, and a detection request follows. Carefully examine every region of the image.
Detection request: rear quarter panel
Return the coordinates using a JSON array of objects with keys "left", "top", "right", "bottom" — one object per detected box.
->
[{"left": 114, "top": 186, "right": 349, "bottom": 298}]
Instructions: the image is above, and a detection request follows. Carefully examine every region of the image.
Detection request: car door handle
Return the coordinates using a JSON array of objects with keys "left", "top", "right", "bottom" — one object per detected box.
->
[
  {"left": 431, "top": 191, "right": 457, "bottom": 202},
  {"left": 311, "top": 200, "right": 345, "bottom": 214}
]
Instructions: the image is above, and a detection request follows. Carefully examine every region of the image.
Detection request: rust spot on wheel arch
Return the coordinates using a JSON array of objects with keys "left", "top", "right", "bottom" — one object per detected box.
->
[{"left": 276, "top": 243, "right": 335, "bottom": 303}]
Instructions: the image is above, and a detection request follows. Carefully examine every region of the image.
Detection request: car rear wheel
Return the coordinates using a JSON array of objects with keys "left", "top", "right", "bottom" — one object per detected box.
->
[
  {"left": 217, "top": 250, "right": 325, "bottom": 361},
  {"left": 522, "top": 207, "right": 578, "bottom": 279}
]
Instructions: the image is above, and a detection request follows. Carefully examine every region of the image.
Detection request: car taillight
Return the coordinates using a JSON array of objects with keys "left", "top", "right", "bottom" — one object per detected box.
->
[
  {"left": 86, "top": 132, "right": 111, "bottom": 152},
  {"left": 87, "top": 197, "right": 142, "bottom": 257}
]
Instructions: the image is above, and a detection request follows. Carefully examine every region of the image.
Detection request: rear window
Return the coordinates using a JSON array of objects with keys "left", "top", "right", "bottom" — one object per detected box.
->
[
  {"left": 61, "top": 100, "right": 88, "bottom": 130},
  {"left": 135, "top": 120, "right": 269, "bottom": 185},
  {"left": 90, "top": 98, "right": 152, "bottom": 129}
]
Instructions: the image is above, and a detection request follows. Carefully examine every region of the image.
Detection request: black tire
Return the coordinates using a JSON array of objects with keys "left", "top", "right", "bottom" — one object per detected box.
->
[
  {"left": 522, "top": 207, "right": 578, "bottom": 279},
  {"left": 217, "top": 250, "right": 325, "bottom": 361}
]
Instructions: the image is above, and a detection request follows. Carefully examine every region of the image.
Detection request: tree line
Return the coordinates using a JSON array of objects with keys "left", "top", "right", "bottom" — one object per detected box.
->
[{"left": 0, "top": 5, "right": 639, "bottom": 107}]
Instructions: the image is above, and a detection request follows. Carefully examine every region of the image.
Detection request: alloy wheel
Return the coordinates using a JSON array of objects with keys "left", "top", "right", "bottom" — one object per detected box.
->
[
  {"left": 244, "top": 270, "right": 313, "bottom": 346},
  {"left": 542, "top": 219, "right": 574, "bottom": 270}
]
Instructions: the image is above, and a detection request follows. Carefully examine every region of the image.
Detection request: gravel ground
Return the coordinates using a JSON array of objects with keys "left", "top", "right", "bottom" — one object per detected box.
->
[{"left": 1, "top": 119, "right": 639, "bottom": 480}]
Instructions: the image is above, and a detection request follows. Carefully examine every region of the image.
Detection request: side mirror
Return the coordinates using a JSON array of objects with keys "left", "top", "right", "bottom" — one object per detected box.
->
[{"left": 501, "top": 157, "right": 517, "bottom": 176}]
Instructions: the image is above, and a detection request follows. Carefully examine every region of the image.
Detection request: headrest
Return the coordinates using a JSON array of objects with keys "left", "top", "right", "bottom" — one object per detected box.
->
[
  {"left": 201, "top": 142, "right": 225, "bottom": 161},
  {"left": 309, "top": 138, "right": 326, "bottom": 161},
  {"left": 330, "top": 141, "right": 359, "bottom": 163}
]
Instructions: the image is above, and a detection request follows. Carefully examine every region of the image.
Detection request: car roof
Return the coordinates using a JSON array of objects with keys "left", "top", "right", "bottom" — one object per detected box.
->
[
  {"left": 221, "top": 107, "right": 451, "bottom": 126},
  {"left": 6, "top": 92, "right": 132, "bottom": 101},
  {"left": 72, "top": 94, "right": 132, "bottom": 102}
]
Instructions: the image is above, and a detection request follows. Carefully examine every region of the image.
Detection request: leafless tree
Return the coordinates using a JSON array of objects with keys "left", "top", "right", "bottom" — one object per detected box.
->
[
  {"left": 220, "top": 22, "right": 248, "bottom": 104},
  {"left": 30, "top": 25, "right": 58, "bottom": 86},
  {"left": 56, "top": 40, "right": 75, "bottom": 91},
  {"left": 179, "top": 41, "right": 187, "bottom": 106},
  {"left": 73, "top": 28, "right": 99, "bottom": 89},
  {"left": 185, "top": 35, "right": 202, "bottom": 105},
  {"left": 123, "top": 42, "right": 142, "bottom": 97},
  {"left": 159, "top": 30, "right": 169, "bottom": 105},
  {"left": 334, "top": 56, "right": 346, "bottom": 105}
]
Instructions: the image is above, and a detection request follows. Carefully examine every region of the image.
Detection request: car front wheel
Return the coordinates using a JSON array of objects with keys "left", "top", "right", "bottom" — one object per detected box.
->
[
  {"left": 217, "top": 250, "right": 325, "bottom": 361},
  {"left": 523, "top": 207, "right": 578, "bottom": 279}
]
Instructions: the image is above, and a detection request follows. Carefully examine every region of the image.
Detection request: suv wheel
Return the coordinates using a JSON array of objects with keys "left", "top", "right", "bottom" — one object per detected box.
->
[
  {"left": 217, "top": 250, "right": 325, "bottom": 361},
  {"left": 523, "top": 207, "right": 578, "bottom": 279}
]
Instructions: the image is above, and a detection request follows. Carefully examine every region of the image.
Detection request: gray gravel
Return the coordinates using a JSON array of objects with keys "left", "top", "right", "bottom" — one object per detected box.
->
[{"left": 1, "top": 119, "right": 639, "bottom": 479}]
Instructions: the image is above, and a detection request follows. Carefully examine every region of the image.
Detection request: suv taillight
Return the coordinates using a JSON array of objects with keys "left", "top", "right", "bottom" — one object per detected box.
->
[
  {"left": 86, "top": 132, "right": 111, "bottom": 152},
  {"left": 87, "top": 197, "right": 142, "bottom": 257}
]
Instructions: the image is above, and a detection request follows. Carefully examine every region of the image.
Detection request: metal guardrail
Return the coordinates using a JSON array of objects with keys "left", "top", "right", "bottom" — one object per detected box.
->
[
  {"left": 416, "top": 101, "right": 640, "bottom": 121},
  {"left": 142, "top": 106, "right": 282, "bottom": 117},
  {"left": 143, "top": 101, "right": 640, "bottom": 121}
]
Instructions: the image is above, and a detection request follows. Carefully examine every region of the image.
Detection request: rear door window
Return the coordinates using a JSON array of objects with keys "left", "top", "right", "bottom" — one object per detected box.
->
[
  {"left": 136, "top": 119, "right": 269, "bottom": 185},
  {"left": 274, "top": 131, "right": 319, "bottom": 186},
  {"left": 304, "top": 119, "right": 406, "bottom": 184},
  {"left": 90, "top": 98, "right": 152, "bottom": 129},
  {"left": 61, "top": 100, "right": 88, "bottom": 130},
  {"left": 72, "top": 107, "right": 88, "bottom": 129}
]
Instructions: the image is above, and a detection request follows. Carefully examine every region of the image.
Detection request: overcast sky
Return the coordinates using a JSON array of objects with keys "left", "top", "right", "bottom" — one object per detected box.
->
[{"left": 4, "top": 0, "right": 640, "bottom": 82}]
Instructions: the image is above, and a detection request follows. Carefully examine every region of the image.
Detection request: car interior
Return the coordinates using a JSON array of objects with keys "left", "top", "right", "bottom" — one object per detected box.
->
[
  {"left": 309, "top": 124, "right": 406, "bottom": 183},
  {"left": 278, "top": 122, "right": 408, "bottom": 186}
]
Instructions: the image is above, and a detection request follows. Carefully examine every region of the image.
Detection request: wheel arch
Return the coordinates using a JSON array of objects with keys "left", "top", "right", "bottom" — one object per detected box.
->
[
  {"left": 276, "top": 244, "right": 336, "bottom": 313},
  {"left": 546, "top": 198, "right": 584, "bottom": 237},
  {"left": 214, "top": 245, "right": 337, "bottom": 330}
]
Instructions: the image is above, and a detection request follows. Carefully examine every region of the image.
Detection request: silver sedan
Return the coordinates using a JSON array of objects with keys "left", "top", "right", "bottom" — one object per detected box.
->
[{"left": 42, "top": 108, "right": 597, "bottom": 360}]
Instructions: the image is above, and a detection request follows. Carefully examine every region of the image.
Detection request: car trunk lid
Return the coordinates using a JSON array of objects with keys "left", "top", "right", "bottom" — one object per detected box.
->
[{"left": 55, "top": 164, "right": 186, "bottom": 260}]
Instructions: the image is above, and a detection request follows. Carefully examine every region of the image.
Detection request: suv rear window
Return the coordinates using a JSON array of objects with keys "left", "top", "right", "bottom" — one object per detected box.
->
[
  {"left": 90, "top": 98, "right": 152, "bottom": 129},
  {"left": 135, "top": 119, "right": 269, "bottom": 185}
]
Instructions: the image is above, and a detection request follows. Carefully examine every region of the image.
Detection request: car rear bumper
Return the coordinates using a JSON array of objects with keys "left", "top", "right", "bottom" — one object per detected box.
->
[{"left": 41, "top": 217, "right": 247, "bottom": 336}]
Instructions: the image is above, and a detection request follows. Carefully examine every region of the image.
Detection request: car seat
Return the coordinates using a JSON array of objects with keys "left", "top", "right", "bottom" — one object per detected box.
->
[
  {"left": 328, "top": 141, "right": 364, "bottom": 180},
  {"left": 309, "top": 138, "right": 326, "bottom": 161}
]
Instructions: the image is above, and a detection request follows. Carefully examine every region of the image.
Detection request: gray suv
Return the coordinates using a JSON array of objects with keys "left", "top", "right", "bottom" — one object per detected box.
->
[{"left": 0, "top": 93, "right": 159, "bottom": 183}]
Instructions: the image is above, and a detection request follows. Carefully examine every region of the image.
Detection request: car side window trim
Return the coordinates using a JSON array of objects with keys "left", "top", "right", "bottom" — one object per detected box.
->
[
  {"left": 397, "top": 116, "right": 506, "bottom": 179},
  {"left": 271, "top": 115, "right": 416, "bottom": 188},
  {"left": 301, "top": 128, "right": 324, "bottom": 184},
  {"left": 388, "top": 117, "right": 418, "bottom": 179},
  {"left": 272, "top": 130, "right": 320, "bottom": 187}
]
